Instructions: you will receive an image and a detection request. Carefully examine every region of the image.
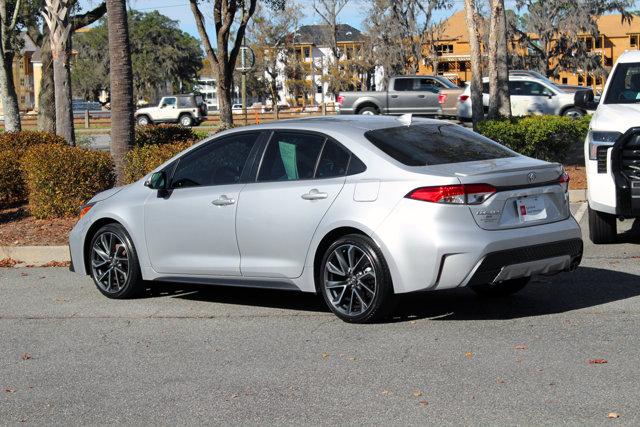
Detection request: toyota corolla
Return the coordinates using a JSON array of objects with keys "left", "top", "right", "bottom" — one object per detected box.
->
[{"left": 69, "top": 116, "right": 583, "bottom": 323}]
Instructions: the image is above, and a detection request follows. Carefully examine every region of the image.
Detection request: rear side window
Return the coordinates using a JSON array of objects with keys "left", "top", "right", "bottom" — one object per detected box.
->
[
  {"left": 393, "top": 78, "right": 415, "bottom": 91},
  {"left": 364, "top": 124, "right": 515, "bottom": 166},
  {"left": 316, "top": 139, "right": 350, "bottom": 179},
  {"left": 258, "top": 132, "right": 325, "bottom": 181}
]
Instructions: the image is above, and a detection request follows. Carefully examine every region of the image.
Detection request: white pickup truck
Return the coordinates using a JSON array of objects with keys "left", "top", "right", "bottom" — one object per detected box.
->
[
  {"left": 135, "top": 94, "right": 207, "bottom": 127},
  {"left": 574, "top": 50, "right": 640, "bottom": 243}
]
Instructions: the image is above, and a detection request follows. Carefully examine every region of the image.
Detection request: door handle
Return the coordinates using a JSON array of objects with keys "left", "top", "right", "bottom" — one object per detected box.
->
[
  {"left": 390, "top": 94, "right": 398, "bottom": 98},
  {"left": 301, "top": 189, "right": 328, "bottom": 200},
  {"left": 417, "top": 94, "right": 426, "bottom": 98},
  {"left": 212, "top": 195, "right": 236, "bottom": 206}
]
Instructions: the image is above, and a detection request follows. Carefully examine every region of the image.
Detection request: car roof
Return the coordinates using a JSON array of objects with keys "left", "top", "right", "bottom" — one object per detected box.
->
[{"left": 617, "top": 50, "right": 640, "bottom": 63}]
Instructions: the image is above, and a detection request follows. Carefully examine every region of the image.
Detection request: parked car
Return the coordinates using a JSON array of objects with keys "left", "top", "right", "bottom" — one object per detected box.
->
[
  {"left": 69, "top": 115, "right": 582, "bottom": 323},
  {"left": 135, "top": 94, "right": 207, "bottom": 127},
  {"left": 458, "top": 75, "right": 585, "bottom": 120},
  {"left": 438, "top": 84, "right": 467, "bottom": 118},
  {"left": 510, "top": 70, "right": 584, "bottom": 93},
  {"left": 574, "top": 50, "right": 640, "bottom": 244},
  {"left": 337, "top": 75, "right": 458, "bottom": 116}
]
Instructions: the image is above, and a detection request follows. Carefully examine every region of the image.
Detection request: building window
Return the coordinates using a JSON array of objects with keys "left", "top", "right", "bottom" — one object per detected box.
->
[
  {"left": 583, "top": 37, "right": 593, "bottom": 51},
  {"left": 303, "top": 47, "right": 310, "bottom": 58},
  {"left": 435, "top": 44, "right": 453, "bottom": 55},
  {"left": 595, "top": 36, "right": 602, "bottom": 49},
  {"left": 578, "top": 75, "right": 584, "bottom": 84},
  {"left": 587, "top": 75, "right": 593, "bottom": 86},
  {"left": 605, "top": 57, "right": 613, "bottom": 66},
  {"left": 459, "top": 61, "right": 466, "bottom": 72},
  {"left": 596, "top": 76, "right": 603, "bottom": 85},
  {"left": 631, "top": 34, "right": 638, "bottom": 47}
]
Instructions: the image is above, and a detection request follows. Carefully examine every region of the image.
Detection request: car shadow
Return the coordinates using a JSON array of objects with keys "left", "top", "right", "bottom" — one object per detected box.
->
[
  {"left": 144, "top": 266, "right": 639, "bottom": 322},
  {"left": 616, "top": 218, "right": 640, "bottom": 244}
]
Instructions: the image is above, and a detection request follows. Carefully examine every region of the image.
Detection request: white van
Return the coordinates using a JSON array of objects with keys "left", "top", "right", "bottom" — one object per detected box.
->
[{"left": 574, "top": 50, "right": 640, "bottom": 243}]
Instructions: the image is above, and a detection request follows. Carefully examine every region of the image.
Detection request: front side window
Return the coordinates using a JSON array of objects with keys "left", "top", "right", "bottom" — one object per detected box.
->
[
  {"left": 416, "top": 78, "right": 439, "bottom": 92},
  {"left": 258, "top": 132, "right": 325, "bottom": 181},
  {"left": 171, "top": 133, "right": 259, "bottom": 188},
  {"left": 162, "top": 97, "right": 176, "bottom": 107},
  {"left": 604, "top": 62, "right": 640, "bottom": 104},
  {"left": 365, "top": 124, "right": 516, "bottom": 166}
]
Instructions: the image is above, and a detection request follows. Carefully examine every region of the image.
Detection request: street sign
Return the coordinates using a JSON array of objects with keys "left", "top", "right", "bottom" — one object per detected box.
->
[{"left": 235, "top": 45, "right": 255, "bottom": 73}]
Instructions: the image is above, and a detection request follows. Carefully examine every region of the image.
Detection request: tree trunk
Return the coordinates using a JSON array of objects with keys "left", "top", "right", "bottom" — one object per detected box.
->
[
  {"left": 0, "top": 52, "right": 21, "bottom": 132},
  {"left": 51, "top": 42, "right": 74, "bottom": 144},
  {"left": 487, "top": 0, "right": 499, "bottom": 119},
  {"left": 38, "top": 33, "right": 56, "bottom": 133},
  {"left": 106, "top": 0, "right": 134, "bottom": 185},
  {"left": 464, "top": 0, "right": 484, "bottom": 129},
  {"left": 217, "top": 65, "right": 233, "bottom": 128},
  {"left": 496, "top": 0, "right": 511, "bottom": 117}
]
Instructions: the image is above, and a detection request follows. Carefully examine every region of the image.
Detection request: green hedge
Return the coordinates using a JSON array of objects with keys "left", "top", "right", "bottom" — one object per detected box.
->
[
  {"left": 134, "top": 124, "right": 199, "bottom": 147},
  {"left": 123, "top": 141, "right": 194, "bottom": 184},
  {"left": 476, "top": 115, "right": 590, "bottom": 163},
  {"left": 0, "top": 131, "right": 66, "bottom": 205},
  {"left": 21, "top": 144, "right": 115, "bottom": 218}
]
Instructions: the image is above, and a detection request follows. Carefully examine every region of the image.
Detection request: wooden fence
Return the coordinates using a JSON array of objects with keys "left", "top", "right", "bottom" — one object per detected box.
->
[{"left": 5, "top": 103, "right": 339, "bottom": 130}]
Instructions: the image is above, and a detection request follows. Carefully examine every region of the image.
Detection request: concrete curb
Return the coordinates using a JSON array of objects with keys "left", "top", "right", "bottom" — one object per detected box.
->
[
  {"left": 569, "top": 189, "right": 586, "bottom": 203},
  {"left": 0, "top": 245, "right": 69, "bottom": 267}
]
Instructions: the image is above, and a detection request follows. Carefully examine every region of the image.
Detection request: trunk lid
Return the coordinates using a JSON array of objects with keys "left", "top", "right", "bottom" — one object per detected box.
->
[{"left": 424, "top": 157, "right": 569, "bottom": 230}]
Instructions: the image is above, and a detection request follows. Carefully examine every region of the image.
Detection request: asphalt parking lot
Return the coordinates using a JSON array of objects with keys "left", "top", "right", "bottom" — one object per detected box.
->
[{"left": 1, "top": 204, "right": 639, "bottom": 425}]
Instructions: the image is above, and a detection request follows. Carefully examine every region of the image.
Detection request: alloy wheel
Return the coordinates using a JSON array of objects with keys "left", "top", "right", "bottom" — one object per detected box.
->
[
  {"left": 323, "top": 244, "right": 377, "bottom": 317},
  {"left": 91, "top": 232, "right": 130, "bottom": 294}
]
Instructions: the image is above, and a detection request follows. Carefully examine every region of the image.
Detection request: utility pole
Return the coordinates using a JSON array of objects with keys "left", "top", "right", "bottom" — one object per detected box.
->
[{"left": 241, "top": 33, "right": 247, "bottom": 125}]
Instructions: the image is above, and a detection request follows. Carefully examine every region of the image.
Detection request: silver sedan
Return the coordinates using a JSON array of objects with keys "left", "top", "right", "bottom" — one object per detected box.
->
[{"left": 69, "top": 116, "right": 582, "bottom": 323}]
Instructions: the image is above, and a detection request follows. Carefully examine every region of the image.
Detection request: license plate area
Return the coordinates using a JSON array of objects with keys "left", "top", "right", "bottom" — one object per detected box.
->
[{"left": 515, "top": 196, "right": 547, "bottom": 223}]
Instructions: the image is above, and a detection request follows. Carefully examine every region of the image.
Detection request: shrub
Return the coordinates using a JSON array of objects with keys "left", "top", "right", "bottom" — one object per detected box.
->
[
  {"left": 134, "top": 124, "right": 199, "bottom": 147},
  {"left": 21, "top": 144, "right": 115, "bottom": 219},
  {"left": 123, "top": 141, "right": 194, "bottom": 184},
  {"left": 0, "top": 131, "right": 66, "bottom": 205},
  {"left": 476, "top": 115, "right": 590, "bottom": 163}
]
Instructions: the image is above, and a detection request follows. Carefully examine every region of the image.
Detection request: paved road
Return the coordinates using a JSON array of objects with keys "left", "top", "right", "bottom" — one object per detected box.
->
[{"left": 1, "top": 207, "right": 639, "bottom": 425}]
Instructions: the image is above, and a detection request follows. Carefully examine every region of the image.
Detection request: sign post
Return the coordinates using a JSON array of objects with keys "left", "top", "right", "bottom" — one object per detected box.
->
[{"left": 236, "top": 42, "right": 255, "bottom": 126}]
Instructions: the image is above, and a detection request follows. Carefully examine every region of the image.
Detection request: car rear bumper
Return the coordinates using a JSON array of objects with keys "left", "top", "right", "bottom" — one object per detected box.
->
[{"left": 465, "top": 238, "right": 583, "bottom": 287}]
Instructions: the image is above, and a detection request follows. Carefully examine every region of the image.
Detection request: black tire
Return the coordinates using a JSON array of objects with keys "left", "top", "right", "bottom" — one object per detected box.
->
[
  {"left": 562, "top": 107, "right": 585, "bottom": 119},
  {"left": 318, "top": 234, "right": 395, "bottom": 323},
  {"left": 88, "top": 223, "right": 143, "bottom": 299},
  {"left": 136, "top": 115, "right": 151, "bottom": 126},
  {"left": 588, "top": 206, "right": 617, "bottom": 244},
  {"left": 179, "top": 114, "right": 194, "bottom": 127},
  {"left": 357, "top": 106, "right": 379, "bottom": 115},
  {"left": 471, "top": 277, "right": 530, "bottom": 297}
]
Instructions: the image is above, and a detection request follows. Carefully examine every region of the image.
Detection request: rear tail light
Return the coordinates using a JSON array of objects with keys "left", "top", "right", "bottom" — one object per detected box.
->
[
  {"left": 559, "top": 171, "right": 570, "bottom": 193},
  {"left": 458, "top": 94, "right": 469, "bottom": 103},
  {"left": 407, "top": 184, "right": 496, "bottom": 205},
  {"left": 438, "top": 93, "right": 447, "bottom": 104},
  {"left": 337, "top": 95, "right": 344, "bottom": 105}
]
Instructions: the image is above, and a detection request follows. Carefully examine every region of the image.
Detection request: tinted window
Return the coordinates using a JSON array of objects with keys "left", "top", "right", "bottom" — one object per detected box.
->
[
  {"left": 393, "top": 78, "right": 414, "bottom": 91},
  {"left": 258, "top": 132, "right": 324, "bottom": 181},
  {"left": 316, "top": 139, "right": 350, "bottom": 179},
  {"left": 604, "top": 62, "right": 640, "bottom": 104},
  {"left": 171, "top": 133, "right": 258, "bottom": 188},
  {"left": 364, "top": 124, "right": 515, "bottom": 166},
  {"left": 416, "top": 78, "right": 439, "bottom": 93}
]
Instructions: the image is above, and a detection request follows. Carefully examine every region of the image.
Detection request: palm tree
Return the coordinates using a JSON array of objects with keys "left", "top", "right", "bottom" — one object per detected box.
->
[{"left": 106, "top": 0, "right": 134, "bottom": 184}]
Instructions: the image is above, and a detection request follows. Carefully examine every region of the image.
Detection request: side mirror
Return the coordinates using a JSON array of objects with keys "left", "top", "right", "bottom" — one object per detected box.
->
[
  {"left": 574, "top": 89, "right": 598, "bottom": 110},
  {"left": 145, "top": 171, "right": 170, "bottom": 197}
]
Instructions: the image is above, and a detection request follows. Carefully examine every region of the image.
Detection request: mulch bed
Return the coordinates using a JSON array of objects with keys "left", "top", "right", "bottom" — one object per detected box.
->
[
  {"left": 0, "top": 204, "right": 75, "bottom": 246},
  {"left": 563, "top": 165, "right": 587, "bottom": 191}
]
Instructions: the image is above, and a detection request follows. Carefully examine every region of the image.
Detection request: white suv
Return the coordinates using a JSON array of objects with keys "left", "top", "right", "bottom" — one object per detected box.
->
[
  {"left": 575, "top": 50, "right": 640, "bottom": 243},
  {"left": 458, "top": 75, "right": 585, "bottom": 120},
  {"left": 135, "top": 94, "right": 207, "bottom": 127}
]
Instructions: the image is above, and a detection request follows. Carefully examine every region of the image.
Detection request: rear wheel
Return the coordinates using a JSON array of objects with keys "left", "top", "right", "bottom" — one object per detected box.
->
[
  {"left": 471, "top": 277, "right": 530, "bottom": 297},
  {"left": 179, "top": 114, "right": 194, "bottom": 127},
  {"left": 357, "top": 106, "right": 378, "bottom": 115},
  {"left": 588, "top": 206, "right": 617, "bottom": 244},
  {"left": 89, "top": 224, "right": 143, "bottom": 299},
  {"left": 562, "top": 107, "right": 584, "bottom": 119},
  {"left": 319, "top": 234, "right": 395, "bottom": 323}
]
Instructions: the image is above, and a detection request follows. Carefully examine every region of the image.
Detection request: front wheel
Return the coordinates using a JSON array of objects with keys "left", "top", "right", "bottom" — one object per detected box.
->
[
  {"left": 357, "top": 106, "right": 378, "bottom": 115},
  {"left": 562, "top": 107, "right": 585, "bottom": 119},
  {"left": 179, "top": 114, "right": 194, "bottom": 127},
  {"left": 89, "top": 223, "right": 143, "bottom": 299},
  {"left": 471, "top": 277, "right": 530, "bottom": 297},
  {"left": 319, "top": 234, "right": 395, "bottom": 323},
  {"left": 588, "top": 206, "right": 617, "bottom": 244},
  {"left": 136, "top": 115, "right": 151, "bottom": 126}
]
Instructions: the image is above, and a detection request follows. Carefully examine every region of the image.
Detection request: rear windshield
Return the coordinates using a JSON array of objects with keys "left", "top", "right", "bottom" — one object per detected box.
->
[{"left": 364, "top": 124, "right": 516, "bottom": 166}]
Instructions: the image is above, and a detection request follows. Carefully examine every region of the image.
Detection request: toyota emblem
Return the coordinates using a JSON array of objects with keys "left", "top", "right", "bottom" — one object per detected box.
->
[{"left": 527, "top": 172, "right": 537, "bottom": 183}]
